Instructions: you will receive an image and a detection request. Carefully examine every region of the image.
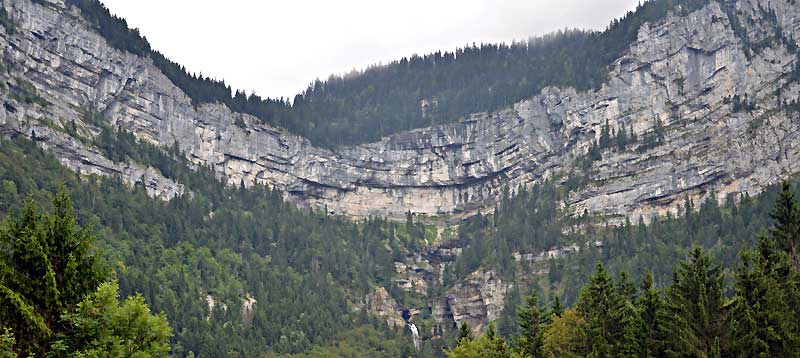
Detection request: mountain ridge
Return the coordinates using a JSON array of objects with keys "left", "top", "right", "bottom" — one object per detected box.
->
[
  {"left": 1, "top": 0, "right": 800, "bottom": 353},
  {"left": 2, "top": 0, "right": 798, "bottom": 224}
]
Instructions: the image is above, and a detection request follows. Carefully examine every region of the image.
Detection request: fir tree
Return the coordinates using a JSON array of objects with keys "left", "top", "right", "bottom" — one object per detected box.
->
[
  {"left": 730, "top": 240, "right": 799, "bottom": 357},
  {"left": 663, "top": 248, "right": 726, "bottom": 357},
  {"left": 551, "top": 295, "right": 564, "bottom": 318},
  {"left": 637, "top": 272, "right": 666, "bottom": 358},
  {"left": 0, "top": 191, "right": 170, "bottom": 356},
  {"left": 457, "top": 321, "right": 474, "bottom": 346},
  {"left": 516, "top": 291, "right": 545, "bottom": 357},
  {"left": 769, "top": 181, "right": 800, "bottom": 269},
  {"left": 577, "top": 264, "right": 625, "bottom": 358},
  {"left": 0, "top": 192, "right": 107, "bottom": 355}
]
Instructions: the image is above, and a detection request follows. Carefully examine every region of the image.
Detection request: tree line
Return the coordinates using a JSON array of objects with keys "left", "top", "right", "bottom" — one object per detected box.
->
[
  {"left": 447, "top": 182, "right": 800, "bottom": 357},
  {"left": 62, "top": 0, "right": 710, "bottom": 147}
]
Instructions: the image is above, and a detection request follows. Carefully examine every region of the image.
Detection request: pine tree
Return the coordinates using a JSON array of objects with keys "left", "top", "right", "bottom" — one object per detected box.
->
[
  {"left": 577, "top": 264, "right": 625, "bottom": 358},
  {"left": 730, "top": 241, "right": 799, "bottom": 357},
  {"left": 457, "top": 321, "right": 474, "bottom": 346},
  {"left": 637, "top": 272, "right": 666, "bottom": 358},
  {"left": 599, "top": 120, "right": 612, "bottom": 149},
  {"left": 516, "top": 291, "right": 545, "bottom": 357},
  {"left": 616, "top": 271, "right": 636, "bottom": 301},
  {"left": 484, "top": 324, "right": 510, "bottom": 358},
  {"left": 551, "top": 295, "right": 564, "bottom": 318},
  {"left": 0, "top": 191, "right": 170, "bottom": 356},
  {"left": 617, "top": 301, "right": 644, "bottom": 358},
  {"left": 662, "top": 248, "right": 726, "bottom": 357},
  {"left": 0, "top": 192, "right": 107, "bottom": 355},
  {"left": 769, "top": 181, "right": 800, "bottom": 269}
]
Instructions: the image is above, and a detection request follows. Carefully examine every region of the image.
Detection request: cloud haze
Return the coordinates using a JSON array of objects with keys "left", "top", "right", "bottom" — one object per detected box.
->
[{"left": 101, "top": 0, "right": 641, "bottom": 100}]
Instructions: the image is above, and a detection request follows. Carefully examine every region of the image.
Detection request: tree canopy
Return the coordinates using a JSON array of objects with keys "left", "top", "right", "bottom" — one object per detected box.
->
[{"left": 0, "top": 191, "right": 171, "bottom": 356}]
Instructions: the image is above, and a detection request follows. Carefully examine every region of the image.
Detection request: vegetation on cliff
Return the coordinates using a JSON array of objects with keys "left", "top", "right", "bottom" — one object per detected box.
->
[
  {"left": 65, "top": 0, "right": 710, "bottom": 147},
  {"left": 448, "top": 183, "right": 800, "bottom": 357}
]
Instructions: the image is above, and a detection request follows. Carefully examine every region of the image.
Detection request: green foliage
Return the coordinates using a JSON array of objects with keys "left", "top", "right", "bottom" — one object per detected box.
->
[
  {"left": 8, "top": 78, "right": 49, "bottom": 107},
  {"left": 0, "top": 136, "right": 410, "bottom": 355},
  {"left": 451, "top": 182, "right": 571, "bottom": 281},
  {"left": 541, "top": 309, "right": 587, "bottom": 358},
  {"left": 448, "top": 324, "right": 515, "bottom": 358},
  {"left": 290, "top": 326, "right": 406, "bottom": 358},
  {"left": 636, "top": 272, "right": 667, "bottom": 357},
  {"left": 0, "top": 191, "right": 107, "bottom": 355},
  {"left": 457, "top": 321, "right": 474, "bottom": 346},
  {"left": 66, "top": 0, "right": 710, "bottom": 147},
  {"left": 0, "top": 189, "right": 169, "bottom": 357},
  {"left": 515, "top": 292, "right": 545, "bottom": 357},
  {"left": 576, "top": 264, "right": 630, "bottom": 357},
  {"left": 661, "top": 248, "right": 726, "bottom": 357},
  {"left": 448, "top": 184, "right": 800, "bottom": 358},
  {"left": 53, "top": 281, "right": 172, "bottom": 357},
  {"left": 770, "top": 182, "right": 800, "bottom": 269},
  {"left": 0, "top": 329, "right": 15, "bottom": 358}
]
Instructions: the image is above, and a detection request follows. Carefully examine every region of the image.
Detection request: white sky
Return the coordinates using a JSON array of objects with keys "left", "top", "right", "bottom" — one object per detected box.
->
[{"left": 101, "top": 0, "right": 641, "bottom": 101}]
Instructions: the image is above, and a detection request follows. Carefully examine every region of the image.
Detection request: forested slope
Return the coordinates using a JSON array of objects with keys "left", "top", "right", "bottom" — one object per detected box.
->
[
  {"left": 447, "top": 182, "right": 800, "bottom": 358},
  {"left": 68, "top": 0, "right": 711, "bottom": 146},
  {"left": 1, "top": 0, "right": 800, "bottom": 356},
  {"left": 0, "top": 136, "right": 423, "bottom": 356}
]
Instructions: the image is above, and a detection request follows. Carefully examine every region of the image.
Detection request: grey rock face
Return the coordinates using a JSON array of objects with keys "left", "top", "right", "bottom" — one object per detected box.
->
[
  {"left": 1, "top": 0, "right": 799, "bottom": 222},
  {"left": 364, "top": 286, "right": 406, "bottom": 329},
  {"left": 433, "top": 268, "right": 510, "bottom": 334},
  {"left": 2, "top": 0, "right": 800, "bottom": 340}
]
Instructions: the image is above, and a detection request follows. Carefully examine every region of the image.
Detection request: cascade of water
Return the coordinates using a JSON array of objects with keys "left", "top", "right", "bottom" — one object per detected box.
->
[{"left": 408, "top": 323, "right": 420, "bottom": 350}]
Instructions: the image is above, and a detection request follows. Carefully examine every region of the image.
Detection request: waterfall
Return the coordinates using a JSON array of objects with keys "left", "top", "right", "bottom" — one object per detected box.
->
[{"left": 408, "top": 323, "right": 420, "bottom": 350}]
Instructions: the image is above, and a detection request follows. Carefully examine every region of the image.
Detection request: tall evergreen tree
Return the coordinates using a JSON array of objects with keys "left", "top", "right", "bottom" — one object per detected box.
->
[
  {"left": 0, "top": 191, "right": 170, "bottom": 356},
  {"left": 457, "top": 321, "right": 474, "bottom": 346},
  {"left": 637, "top": 272, "right": 666, "bottom": 358},
  {"left": 0, "top": 192, "right": 106, "bottom": 355},
  {"left": 577, "top": 264, "right": 625, "bottom": 358},
  {"left": 516, "top": 291, "right": 545, "bottom": 357},
  {"left": 663, "top": 248, "right": 726, "bottom": 357},
  {"left": 769, "top": 181, "right": 800, "bottom": 269},
  {"left": 551, "top": 295, "right": 564, "bottom": 318}
]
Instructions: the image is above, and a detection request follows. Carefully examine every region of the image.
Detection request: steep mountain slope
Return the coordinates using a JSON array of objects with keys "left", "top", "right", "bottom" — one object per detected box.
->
[
  {"left": 61, "top": 0, "right": 713, "bottom": 148},
  {"left": 1, "top": 0, "right": 799, "bottom": 224},
  {"left": 1, "top": 0, "right": 800, "bottom": 352}
]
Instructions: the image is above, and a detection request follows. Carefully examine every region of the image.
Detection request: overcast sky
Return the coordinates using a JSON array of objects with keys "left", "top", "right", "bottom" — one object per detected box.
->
[{"left": 102, "top": 0, "right": 641, "bottom": 100}]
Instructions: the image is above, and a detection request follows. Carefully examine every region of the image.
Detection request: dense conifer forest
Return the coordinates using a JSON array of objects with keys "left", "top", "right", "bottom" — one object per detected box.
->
[
  {"left": 0, "top": 128, "right": 797, "bottom": 356},
  {"left": 0, "top": 136, "right": 424, "bottom": 356},
  {"left": 446, "top": 182, "right": 800, "bottom": 358},
  {"left": 2, "top": 0, "right": 800, "bottom": 356}
]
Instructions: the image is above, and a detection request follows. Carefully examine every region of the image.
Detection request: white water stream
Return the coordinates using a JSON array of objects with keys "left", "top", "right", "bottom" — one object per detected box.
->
[{"left": 408, "top": 323, "right": 420, "bottom": 350}]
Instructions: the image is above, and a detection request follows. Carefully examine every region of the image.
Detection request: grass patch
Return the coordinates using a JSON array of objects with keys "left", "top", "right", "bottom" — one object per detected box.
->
[{"left": 9, "top": 78, "right": 49, "bottom": 107}]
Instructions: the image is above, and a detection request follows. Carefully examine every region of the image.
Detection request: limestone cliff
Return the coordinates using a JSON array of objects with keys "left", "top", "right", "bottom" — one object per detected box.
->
[
  {"left": 2, "top": 0, "right": 800, "bottom": 337},
  {"left": 1, "top": 0, "right": 799, "bottom": 222}
]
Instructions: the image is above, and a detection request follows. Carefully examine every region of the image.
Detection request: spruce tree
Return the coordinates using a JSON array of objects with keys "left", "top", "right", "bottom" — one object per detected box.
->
[
  {"left": 769, "top": 181, "right": 800, "bottom": 269},
  {"left": 516, "top": 291, "right": 545, "bottom": 357},
  {"left": 0, "top": 191, "right": 170, "bottom": 356},
  {"left": 551, "top": 295, "right": 564, "bottom": 318},
  {"left": 457, "top": 321, "right": 474, "bottom": 346},
  {"left": 577, "top": 264, "right": 625, "bottom": 358},
  {"left": 617, "top": 300, "right": 644, "bottom": 358},
  {"left": 637, "top": 272, "right": 666, "bottom": 358},
  {"left": 663, "top": 248, "right": 726, "bottom": 357},
  {"left": 0, "top": 192, "right": 106, "bottom": 355},
  {"left": 484, "top": 324, "right": 510, "bottom": 358},
  {"left": 730, "top": 242, "right": 799, "bottom": 356}
]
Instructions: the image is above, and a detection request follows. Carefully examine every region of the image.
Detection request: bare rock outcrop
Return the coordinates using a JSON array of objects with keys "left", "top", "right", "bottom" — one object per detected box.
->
[
  {"left": 0, "top": 0, "right": 798, "bottom": 221},
  {"left": 2, "top": 0, "right": 800, "bottom": 337}
]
